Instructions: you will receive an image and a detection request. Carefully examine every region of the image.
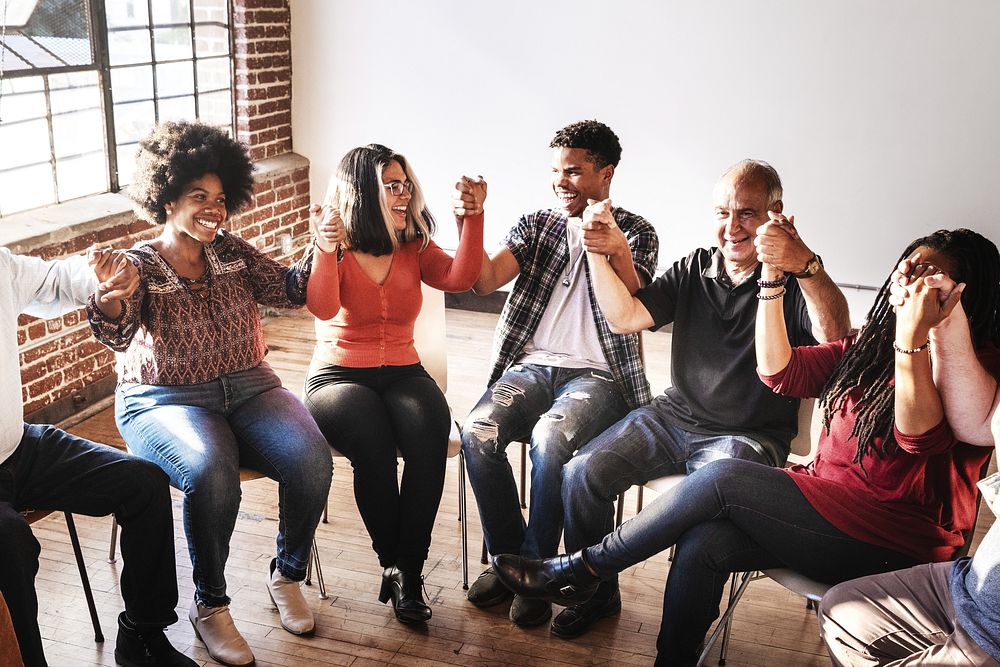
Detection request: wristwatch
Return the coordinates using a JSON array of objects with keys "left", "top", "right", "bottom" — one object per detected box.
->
[{"left": 792, "top": 253, "right": 823, "bottom": 279}]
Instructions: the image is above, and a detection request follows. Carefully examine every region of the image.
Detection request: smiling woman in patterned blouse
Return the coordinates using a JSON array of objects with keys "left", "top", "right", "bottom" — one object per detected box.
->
[{"left": 88, "top": 120, "right": 333, "bottom": 667}]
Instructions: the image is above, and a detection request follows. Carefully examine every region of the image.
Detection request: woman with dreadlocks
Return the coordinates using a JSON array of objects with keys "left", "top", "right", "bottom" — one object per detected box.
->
[{"left": 488, "top": 227, "right": 1000, "bottom": 666}]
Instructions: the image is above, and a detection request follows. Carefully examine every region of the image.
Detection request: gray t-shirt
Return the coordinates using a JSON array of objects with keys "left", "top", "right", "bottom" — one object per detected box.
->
[
  {"left": 952, "top": 522, "right": 1000, "bottom": 661},
  {"left": 517, "top": 219, "right": 610, "bottom": 372}
]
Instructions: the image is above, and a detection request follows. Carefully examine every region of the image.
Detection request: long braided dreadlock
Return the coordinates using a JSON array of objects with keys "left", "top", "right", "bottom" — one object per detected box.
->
[{"left": 819, "top": 228, "right": 1000, "bottom": 468}]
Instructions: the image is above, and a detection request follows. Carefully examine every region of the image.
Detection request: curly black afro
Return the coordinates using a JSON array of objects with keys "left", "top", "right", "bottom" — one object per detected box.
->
[
  {"left": 128, "top": 121, "right": 255, "bottom": 224},
  {"left": 549, "top": 119, "right": 622, "bottom": 169}
]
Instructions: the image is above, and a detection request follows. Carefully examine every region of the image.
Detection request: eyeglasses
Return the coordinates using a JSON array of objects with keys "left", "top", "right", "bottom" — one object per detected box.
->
[{"left": 383, "top": 180, "right": 413, "bottom": 196}]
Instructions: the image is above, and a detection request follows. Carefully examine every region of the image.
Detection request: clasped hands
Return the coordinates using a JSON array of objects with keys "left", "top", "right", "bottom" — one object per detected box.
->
[
  {"left": 310, "top": 204, "right": 348, "bottom": 253},
  {"left": 87, "top": 245, "right": 139, "bottom": 304},
  {"left": 579, "top": 198, "right": 628, "bottom": 259},
  {"left": 889, "top": 254, "right": 965, "bottom": 343},
  {"left": 452, "top": 176, "right": 488, "bottom": 218},
  {"left": 753, "top": 212, "right": 814, "bottom": 280}
]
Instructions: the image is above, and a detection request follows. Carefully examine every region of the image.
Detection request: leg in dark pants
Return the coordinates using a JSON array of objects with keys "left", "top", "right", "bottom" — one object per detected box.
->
[{"left": 0, "top": 423, "right": 178, "bottom": 666}]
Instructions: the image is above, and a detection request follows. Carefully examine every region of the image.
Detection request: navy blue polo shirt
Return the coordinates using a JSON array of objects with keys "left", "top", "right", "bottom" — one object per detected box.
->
[{"left": 635, "top": 247, "right": 817, "bottom": 465}]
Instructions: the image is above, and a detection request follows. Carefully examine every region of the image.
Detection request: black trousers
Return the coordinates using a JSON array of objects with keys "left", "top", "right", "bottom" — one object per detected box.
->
[
  {"left": 304, "top": 362, "right": 450, "bottom": 573},
  {"left": 0, "top": 423, "right": 179, "bottom": 667}
]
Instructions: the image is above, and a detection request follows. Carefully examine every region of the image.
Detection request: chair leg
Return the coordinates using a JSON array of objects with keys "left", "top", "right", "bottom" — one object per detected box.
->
[
  {"left": 695, "top": 570, "right": 753, "bottom": 667},
  {"left": 108, "top": 517, "right": 119, "bottom": 563},
  {"left": 718, "top": 572, "right": 740, "bottom": 665},
  {"left": 614, "top": 491, "right": 626, "bottom": 528},
  {"left": 459, "top": 449, "right": 469, "bottom": 589},
  {"left": 311, "top": 538, "right": 327, "bottom": 600},
  {"left": 480, "top": 539, "right": 488, "bottom": 565},
  {"left": 518, "top": 442, "right": 527, "bottom": 509},
  {"left": 635, "top": 486, "right": 644, "bottom": 515},
  {"left": 65, "top": 513, "right": 104, "bottom": 643}
]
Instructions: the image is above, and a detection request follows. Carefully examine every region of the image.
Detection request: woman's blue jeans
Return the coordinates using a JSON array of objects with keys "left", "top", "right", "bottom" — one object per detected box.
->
[
  {"left": 583, "top": 458, "right": 920, "bottom": 665},
  {"left": 116, "top": 362, "right": 333, "bottom": 607}
]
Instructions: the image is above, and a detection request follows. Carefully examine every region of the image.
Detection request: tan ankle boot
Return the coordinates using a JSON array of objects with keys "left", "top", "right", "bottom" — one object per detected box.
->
[
  {"left": 266, "top": 560, "right": 315, "bottom": 635},
  {"left": 188, "top": 600, "right": 255, "bottom": 666}
]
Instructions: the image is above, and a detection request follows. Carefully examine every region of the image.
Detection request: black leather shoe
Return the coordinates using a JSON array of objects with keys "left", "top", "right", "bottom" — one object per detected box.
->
[
  {"left": 490, "top": 551, "right": 600, "bottom": 606},
  {"left": 467, "top": 567, "right": 514, "bottom": 608},
  {"left": 550, "top": 584, "right": 621, "bottom": 638},
  {"left": 115, "top": 612, "right": 198, "bottom": 667},
  {"left": 379, "top": 566, "right": 432, "bottom": 624}
]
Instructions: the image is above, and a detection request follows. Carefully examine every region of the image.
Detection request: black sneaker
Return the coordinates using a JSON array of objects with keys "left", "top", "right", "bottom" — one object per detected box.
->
[
  {"left": 466, "top": 567, "right": 514, "bottom": 608},
  {"left": 509, "top": 594, "right": 552, "bottom": 627},
  {"left": 115, "top": 612, "right": 197, "bottom": 667}
]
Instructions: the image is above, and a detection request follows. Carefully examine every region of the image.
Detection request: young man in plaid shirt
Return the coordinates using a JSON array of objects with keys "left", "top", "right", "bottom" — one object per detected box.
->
[{"left": 455, "top": 120, "right": 659, "bottom": 629}]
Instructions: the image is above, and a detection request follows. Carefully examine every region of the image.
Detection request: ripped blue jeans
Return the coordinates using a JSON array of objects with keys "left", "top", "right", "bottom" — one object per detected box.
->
[{"left": 462, "top": 363, "right": 628, "bottom": 560}]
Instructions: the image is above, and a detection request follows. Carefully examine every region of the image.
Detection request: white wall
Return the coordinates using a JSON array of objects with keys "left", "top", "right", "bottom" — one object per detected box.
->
[{"left": 290, "top": 0, "right": 1000, "bottom": 297}]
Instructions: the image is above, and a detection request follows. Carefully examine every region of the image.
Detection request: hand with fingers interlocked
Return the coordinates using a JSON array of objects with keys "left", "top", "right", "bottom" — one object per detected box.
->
[
  {"left": 311, "top": 204, "right": 347, "bottom": 254},
  {"left": 452, "top": 175, "right": 487, "bottom": 218}
]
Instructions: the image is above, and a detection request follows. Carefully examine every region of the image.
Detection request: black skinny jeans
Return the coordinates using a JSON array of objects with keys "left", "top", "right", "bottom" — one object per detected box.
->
[
  {"left": 304, "top": 362, "right": 450, "bottom": 573},
  {"left": 0, "top": 424, "right": 179, "bottom": 667},
  {"left": 584, "top": 458, "right": 921, "bottom": 666}
]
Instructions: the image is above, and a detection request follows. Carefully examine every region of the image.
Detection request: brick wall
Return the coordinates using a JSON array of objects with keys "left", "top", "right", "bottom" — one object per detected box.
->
[{"left": 17, "top": 0, "right": 310, "bottom": 424}]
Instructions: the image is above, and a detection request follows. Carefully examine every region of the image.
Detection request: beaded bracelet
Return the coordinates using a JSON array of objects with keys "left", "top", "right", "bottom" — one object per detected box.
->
[
  {"left": 756, "top": 276, "right": 787, "bottom": 289},
  {"left": 757, "top": 288, "right": 786, "bottom": 301},
  {"left": 893, "top": 340, "right": 931, "bottom": 354}
]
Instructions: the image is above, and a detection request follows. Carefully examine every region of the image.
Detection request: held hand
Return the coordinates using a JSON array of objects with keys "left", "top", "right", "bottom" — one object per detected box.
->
[
  {"left": 87, "top": 246, "right": 139, "bottom": 303},
  {"left": 754, "top": 212, "right": 813, "bottom": 274},
  {"left": 452, "top": 175, "right": 487, "bottom": 217},
  {"left": 311, "top": 204, "right": 345, "bottom": 253},
  {"left": 581, "top": 198, "right": 629, "bottom": 258},
  {"left": 895, "top": 273, "right": 964, "bottom": 344}
]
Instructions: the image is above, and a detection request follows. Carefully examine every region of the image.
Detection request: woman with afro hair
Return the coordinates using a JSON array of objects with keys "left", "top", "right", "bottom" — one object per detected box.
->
[
  {"left": 491, "top": 227, "right": 1000, "bottom": 666},
  {"left": 89, "top": 121, "right": 334, "bottom": 667}
]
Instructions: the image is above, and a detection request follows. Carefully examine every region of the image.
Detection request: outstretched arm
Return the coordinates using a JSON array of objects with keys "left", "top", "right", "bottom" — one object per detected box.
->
[{"left": 582, "top": 199, "right": 653, "bottom": 333}]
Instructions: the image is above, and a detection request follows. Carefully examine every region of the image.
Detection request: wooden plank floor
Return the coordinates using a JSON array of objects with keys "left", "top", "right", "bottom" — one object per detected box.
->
[{"left": 31, "top": 307, "right": 995, "bottom": 666}]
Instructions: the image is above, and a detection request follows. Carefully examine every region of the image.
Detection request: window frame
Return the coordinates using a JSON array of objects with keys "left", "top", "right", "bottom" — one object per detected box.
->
[{"left": 0, "top": 0, "right": 236, "bottom": 215}]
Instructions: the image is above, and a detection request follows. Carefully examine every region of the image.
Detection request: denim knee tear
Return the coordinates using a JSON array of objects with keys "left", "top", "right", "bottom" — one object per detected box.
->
[
  {"left": 564, "top": 391, "right": 591, "bottom": 401},
  {"left": 490, "top": 381, "right": 525, "bottom": 408},
  {"left": 469, "top": 418, "right": 500, "bottom": 444},
  {"left": 590, "top": 372, "right": 613, "bottom": 382},
  {"left": 540, "top": 412, "right": 565, "bottom": 421}
]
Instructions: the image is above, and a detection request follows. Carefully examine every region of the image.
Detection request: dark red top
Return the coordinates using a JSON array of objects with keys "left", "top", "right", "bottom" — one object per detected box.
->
[{"left": 759, "top": 338, "right": 999, "bottom": 563}]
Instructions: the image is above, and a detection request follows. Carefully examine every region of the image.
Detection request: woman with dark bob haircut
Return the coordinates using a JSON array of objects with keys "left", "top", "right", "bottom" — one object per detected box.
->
[
  {"left": 89, "top": 121, "right": 334, "bottom": 667},
  {"left": 492, "top": 228, "right": 1000, "bottom": 666},
  {"left": 303, "top": 144, "right": 485, "bottom": 624}
]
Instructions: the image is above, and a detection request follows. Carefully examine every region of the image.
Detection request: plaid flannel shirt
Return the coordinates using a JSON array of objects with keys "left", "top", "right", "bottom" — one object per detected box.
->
[{"left": 489, "top": 207, "right": 659, "bottom": 409}]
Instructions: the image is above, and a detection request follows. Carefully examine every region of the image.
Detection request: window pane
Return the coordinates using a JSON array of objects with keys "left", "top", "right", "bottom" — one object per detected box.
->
[
  {"left": 154, "top": 27, "right": 193, "bottom": 60},
  {"left": 0, "top": 119, "right": 51, "bottom": 170},
  {"left": 0, "top": 76, "right": 46, "bottom": 123},
  {"left": 152, "top": 0, "right": 192, "bottom": 25},
  {"left": 113, "top": 100, "right": 156, "bottom": 144},
  {"left": 53, "top": 108, "right": 105, "bottom": 159},
  {"left": 57, "top": 152, "right": 109, "bottom": 200},
  {"left": 198, "top": 90, "right": 232, "bottom": 127},
  {"left": 195, "top": 23, "right": 229, "bottom": 57},
  {"left": 196, "top": 57, "right": 230, "bottom": 92},
  {"left": 156, "top": 61, "right": 195, "bottom": 97},
  {"left": 194, "top": 0, "right": 229, "bottom": 24},
  {"left": 0, "top": 165, "right": 56, "bottom": 216},
  {"left": 109, "top": 27, "right": 153, "bottom": 66},
  {"left": 49, "top": 72, "right": 101, "bottom": 116},
  {"left": 111, "top": 65, "right": 155, "bottom": 104},
  {"left": 3, "top": 0, "right": 94, "bottom": 70},
  {"left": 158, "top": 96, "right": 196, "bottom": 123},
  {"left": 105, "top": 0, "right": 150, "bottom": 29}
]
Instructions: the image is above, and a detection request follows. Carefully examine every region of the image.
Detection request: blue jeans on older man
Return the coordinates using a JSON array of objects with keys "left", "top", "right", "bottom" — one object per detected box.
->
[
  {"left": 116, "top": 362, "right": 332, "bottom": 608},
  {"left": 561, "top": 396, "right": 777, "bottom": 593},
  {"left": 462, "top": 363, "right": 628, "bottom": 560}
]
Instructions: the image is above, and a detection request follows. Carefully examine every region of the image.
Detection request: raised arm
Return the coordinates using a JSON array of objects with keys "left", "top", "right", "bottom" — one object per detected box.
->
[
  {"left": 755, "top": 260, "right": 792, "bottom": 376},
  {"left": 582, "top": 199, "right": 654, "bottom": 333},
  {"left": 450, "top": 177, "right": 520, "bottom": 296},
  {"left": 892, "top": 270, "right": 946, "bottom": 436},
  {"left": 755, "top": 213, "right": 850, "bottom": 342},
  {"left": 306, "top": 204, "right": 346, "bottom": 320}
]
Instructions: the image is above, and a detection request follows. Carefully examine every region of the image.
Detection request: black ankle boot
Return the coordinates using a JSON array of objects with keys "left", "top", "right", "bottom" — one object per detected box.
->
[
  {"left": 115, "top": 612, "right": 198, "bottom": 667},
  {"left": 378, "top": 566, "right": 432, "bottom": 624},
  {"left": 490, "top": 550, "right": 600, "bottom": 606}
]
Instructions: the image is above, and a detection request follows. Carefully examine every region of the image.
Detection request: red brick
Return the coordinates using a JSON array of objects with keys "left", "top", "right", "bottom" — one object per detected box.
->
[
  {"left": 273, "top": 200, "right": 291, "bottom": 216},
  {"left": 27, "top": 321, "right": 47, "bottom": 340},
  {"left": 27, "top": 372, "right": 63, "bottom": 399},
  {"left": 276, "top": 185, "right": 294, "bottom": 201}
]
